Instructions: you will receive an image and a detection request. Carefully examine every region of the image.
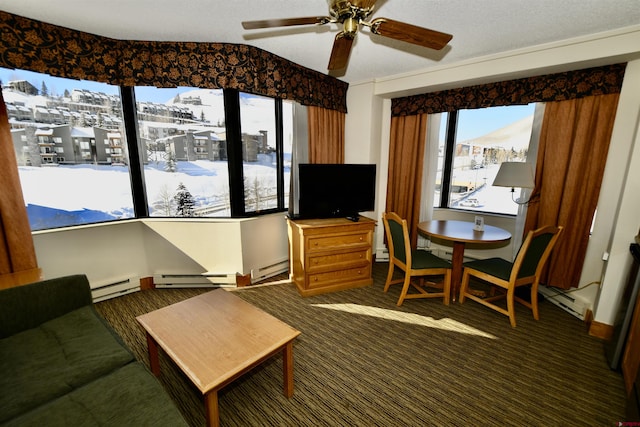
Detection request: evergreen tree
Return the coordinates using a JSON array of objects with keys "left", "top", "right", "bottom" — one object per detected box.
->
[
  {"left": 64, "top": 89, "right": 70, "bottom": 98},
  {"left": 41, "top": 81, "right": 48, "bottom": 96},
  {"left": 165, "top": 151, "right": 177, "bottom": 172},
  {"left": 174, "top": 182, "right": 195, "bottom": 217}
]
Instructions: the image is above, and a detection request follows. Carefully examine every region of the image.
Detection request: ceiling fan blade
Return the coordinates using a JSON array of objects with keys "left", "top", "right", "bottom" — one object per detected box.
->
[
  {"left": 327, "top": 32, "right": 355, "bottom": 70},
  {"left": 369, "top": 18, "right": 452, "bottom": 50},
  {"left": 242, "top": 16, "right": 330, "bottom": 30}
]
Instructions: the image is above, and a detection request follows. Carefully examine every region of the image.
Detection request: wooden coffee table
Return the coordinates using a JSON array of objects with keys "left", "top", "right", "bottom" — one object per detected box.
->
[{"left": 136, "top": 289, "right": 301, "bottom": 427}]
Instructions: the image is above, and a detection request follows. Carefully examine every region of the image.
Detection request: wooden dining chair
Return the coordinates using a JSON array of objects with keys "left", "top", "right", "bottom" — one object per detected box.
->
[
  {"left": 382, "top": 212, "right": 452, "bottom": 306},
  {"left": 459, "top": 225, "right": 563, "bottom": 327}
]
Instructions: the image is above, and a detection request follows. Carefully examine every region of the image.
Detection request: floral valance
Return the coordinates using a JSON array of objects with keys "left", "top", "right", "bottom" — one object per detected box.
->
[
  {"left": 391, "top": 63, "right": 626, "bottom": 117},
  {"left": 0, "top": 11, "right": 348, "bottom": 113}
]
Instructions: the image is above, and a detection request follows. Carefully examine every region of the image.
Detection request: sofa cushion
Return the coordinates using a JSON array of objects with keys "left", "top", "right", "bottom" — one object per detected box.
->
[
  {"left": 1, "top": 362, "right": 189, "bottom": 427},
  {"left": 0, "top": 306, "right": 134, "bottom": 422},
  {"left": 0, "top": 275, "right": 93, "bottom": 338}
]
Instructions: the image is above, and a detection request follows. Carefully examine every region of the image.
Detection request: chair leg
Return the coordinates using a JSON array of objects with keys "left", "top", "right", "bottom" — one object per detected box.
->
[
  {"left": 459, "top": 270, "right": 470, "bottom": 303},
  {"left": 530, "top": 284, "right": 540, "bottom": 320},
  {"left": 397, "top": 273, "right": 412, "bottom": 307},
  {"left": 383, "top": 262, "right": 395, "bottom": 293},
  {"left": 506, "top": 288, "right": 517, "bottom": 327}
]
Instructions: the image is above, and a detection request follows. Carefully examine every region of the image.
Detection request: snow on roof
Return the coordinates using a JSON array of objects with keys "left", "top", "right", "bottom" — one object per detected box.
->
[{"left": 70, "top": 127, "right": 95, "bottom": 138}]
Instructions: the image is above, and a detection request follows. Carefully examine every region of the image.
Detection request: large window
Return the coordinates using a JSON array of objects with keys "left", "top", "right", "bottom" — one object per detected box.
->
[
  {"left": 240, "top": 93, "right": 292, "bottom": 214},
  {"left": 434, "top": 104, "right": 536, "bottom": 215},
  {"left": 1, "top": 67, "right": 294, "bottom": 229},
  {"left": 135, "top": 86, "right": 231, "bottom": 217},
  {"left": 1, "top": 68, "right": 135, "bottom": 230}
]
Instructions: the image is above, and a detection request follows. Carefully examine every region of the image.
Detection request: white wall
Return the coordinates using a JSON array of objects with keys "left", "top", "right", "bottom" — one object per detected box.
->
[
  {"left": 346, "top": 25, "right": 640, "bottom": 325},
  {"left": 34, "top": 220, "right": 150, "bottom": 285},
  {"left": 33, "top": 213, "right": 289, "bottom": 287},
  {"left": 595, "top": 59, "right": 640, "bottom": 324}
]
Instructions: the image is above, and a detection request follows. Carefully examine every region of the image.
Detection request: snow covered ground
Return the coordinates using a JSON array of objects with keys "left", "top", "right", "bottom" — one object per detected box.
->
[{"left": 20, "top": 160, "right": 288, "bottom": 229}]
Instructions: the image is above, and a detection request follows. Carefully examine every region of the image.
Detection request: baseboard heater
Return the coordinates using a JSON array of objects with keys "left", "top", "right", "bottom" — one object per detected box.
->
[
  {"left": 251, "top": 259, "right": 288, "bottom": 283},
  {"left": 537, "top": 285, "right": 586, "bottom": 320},
  {"left": 153, "top": 273, "right": 237, "bottom": 288},
  {"left": 437, "top": 249, "right": 480, "bottom": 263},
  {"left": 91, "top": 276, "right": 140, "bottom": 302}
]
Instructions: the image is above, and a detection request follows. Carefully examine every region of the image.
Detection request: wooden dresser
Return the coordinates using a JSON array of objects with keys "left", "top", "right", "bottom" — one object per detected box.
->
[{"left": 287, "top": 216, "right": 376, "bottom": 297}]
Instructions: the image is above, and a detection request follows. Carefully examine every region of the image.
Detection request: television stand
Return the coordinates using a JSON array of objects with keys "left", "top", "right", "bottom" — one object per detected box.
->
[{"left": 287, "top": 216, "right": 376, "bottom": 297}]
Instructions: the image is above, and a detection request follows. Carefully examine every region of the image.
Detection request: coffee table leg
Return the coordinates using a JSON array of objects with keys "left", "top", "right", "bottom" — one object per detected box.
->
[
  {"left": 146, "top": 332, "right": 160, "bottom": 376},
  {"left": 283, "top": 341, "right": 294, "bottom": 397},
  {"left": 205, "top": 389, "right": 220, "bottom": 427},
  {"left": 451, "top": 241, "right": 465, "bottom": 302}
]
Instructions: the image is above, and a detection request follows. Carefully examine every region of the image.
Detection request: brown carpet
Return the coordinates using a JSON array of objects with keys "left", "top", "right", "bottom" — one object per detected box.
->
[{"left": 95, "top": 262, "right": 626, "bottom": 426}]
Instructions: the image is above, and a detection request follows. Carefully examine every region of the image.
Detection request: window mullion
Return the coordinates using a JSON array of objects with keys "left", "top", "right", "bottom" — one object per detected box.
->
[
  {"left": 441, "top": 111, "right": 457, "bottom": 207},
  {"left": 275, "top": 99, "right": 284, "bottom": 210},
  {"left": 223, "top": 89, "right": 245, "bottom": 216},
  {"left": 120, "top": 86, "right": 149, "bottom": 218}
]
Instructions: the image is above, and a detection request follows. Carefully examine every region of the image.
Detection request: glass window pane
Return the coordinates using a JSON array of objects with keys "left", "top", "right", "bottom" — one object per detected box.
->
[
  {"left": 451, "top": 104, "right": 536, "bottom": 215},
  {"left": 240, "top": 93, "right": 279, "bottom": 213},
  {"left": 134, "top": 87, "right": 230, "bottom": 217},
  {"left": 1, "top": 67, "right": 134, "bottom": 230},
  {"left": 282, "top": 100, "right": 293, "bottom": 208}
]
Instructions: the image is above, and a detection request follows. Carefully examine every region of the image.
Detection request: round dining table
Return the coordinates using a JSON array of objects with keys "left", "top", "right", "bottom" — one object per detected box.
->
[{"left": 417, "top": 220, "right": 511, "bottom": 301}]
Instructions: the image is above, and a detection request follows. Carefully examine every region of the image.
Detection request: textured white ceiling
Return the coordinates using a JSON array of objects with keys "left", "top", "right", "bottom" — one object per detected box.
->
[{"left": 1, "top": 0, "right": 639, "bottom": 83}]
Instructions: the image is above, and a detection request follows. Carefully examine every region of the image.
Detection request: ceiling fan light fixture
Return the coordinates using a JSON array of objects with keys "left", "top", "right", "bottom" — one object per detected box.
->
[{"left": 343, "top": 17, "right": 359, "bottom": 36}]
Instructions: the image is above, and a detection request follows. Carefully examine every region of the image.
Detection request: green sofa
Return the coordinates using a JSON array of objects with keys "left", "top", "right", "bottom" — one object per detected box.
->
[{"left": 0, "top": 274, "right": 189, "bottom": 427}]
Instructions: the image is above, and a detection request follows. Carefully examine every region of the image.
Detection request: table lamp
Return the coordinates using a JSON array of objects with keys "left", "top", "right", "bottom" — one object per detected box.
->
[{"left": 492, "top": 162, "right": 535, "bottom": 204}]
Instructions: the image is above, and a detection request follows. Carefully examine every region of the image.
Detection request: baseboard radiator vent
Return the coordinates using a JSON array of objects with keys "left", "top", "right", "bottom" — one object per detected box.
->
[
  {"left": 436, "top": 249, "right": 481, "bottom": 263},
  {"left": 376, "top": 247, "right": 434, "bottom": 262},
  {"left": 251, "top": 259, "right": 288, "bottom": 283},
  {"left": 538, "top": 285, "right": 587, "bottom": 320},
  {"left": 153, "top": 273, "right": 237, "bottom": 288},
  {"left": 376, "top": 248, "right": 390, "bottom": 262},
  {"left": 91, "top": 276, "right": 140, "bottom": 302}
]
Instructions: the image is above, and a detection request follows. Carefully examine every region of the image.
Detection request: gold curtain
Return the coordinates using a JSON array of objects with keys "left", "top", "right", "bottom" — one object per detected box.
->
[
  {"left": 0, "top": 89, "right": 38, "bottom": 276},
  {"left": 307, "top": 106, "right": 345, "bottom": 164},
  {"left": 524, "top": 94, "right": 620, "bottom": 289},
  {"left": 386, "top": 113, "right": 428, "bottom": 248}
]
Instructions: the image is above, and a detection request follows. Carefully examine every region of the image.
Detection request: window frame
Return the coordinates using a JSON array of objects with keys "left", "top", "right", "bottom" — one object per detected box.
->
[
  {"left": 436, "top": 106, "right": 535, "bottom": 216},
  {"left": 4, "top": 68, "right": 293, "bottom": 230},
  {"left": 130, "top": 87, "right": 291, "bottom": 219}
]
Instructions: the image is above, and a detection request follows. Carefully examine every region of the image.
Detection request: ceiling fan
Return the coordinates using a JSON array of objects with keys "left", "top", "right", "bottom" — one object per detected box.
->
[{"left": 242, "top": 0, "right": 453, "bottom": 71}]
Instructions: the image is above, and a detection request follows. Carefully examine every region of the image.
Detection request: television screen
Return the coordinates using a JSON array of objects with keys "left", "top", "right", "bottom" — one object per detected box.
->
[{"left": 298, "top": 163, "right": 376, "bottom": 220}]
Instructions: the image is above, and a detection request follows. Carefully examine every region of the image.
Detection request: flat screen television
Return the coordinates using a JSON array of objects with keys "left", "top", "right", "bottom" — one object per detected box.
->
[{"left": 297, "top": 163, "right": 376, "bottom": 221}]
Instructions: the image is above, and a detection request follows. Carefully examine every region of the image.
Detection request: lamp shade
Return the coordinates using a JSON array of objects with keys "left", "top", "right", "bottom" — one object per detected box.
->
[{"left": 492, "top": 162, "right": 535, "bottom": 188}]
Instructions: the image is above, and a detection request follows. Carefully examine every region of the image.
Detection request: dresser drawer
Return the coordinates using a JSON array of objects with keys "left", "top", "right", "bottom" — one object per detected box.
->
[
  {"left": 307, "top": 250, "right": 370, "bottom": 272},
  {"left": 307, "top": 265, "right": 371, "bottom": 289},
  {"left": 307, "top": 232, "right": 371, "bottom": 252}
]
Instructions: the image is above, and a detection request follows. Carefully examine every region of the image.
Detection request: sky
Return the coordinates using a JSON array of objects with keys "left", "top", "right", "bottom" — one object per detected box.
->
[
  {"left": 0, "top": 67, "right": 270, "bottom": 105},
  {"left": 456, "top": 104, "right": 536, "bottom": 141}
]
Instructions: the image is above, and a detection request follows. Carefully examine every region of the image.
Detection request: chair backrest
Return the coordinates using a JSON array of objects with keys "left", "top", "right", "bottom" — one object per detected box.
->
[
  {"left": 510, "top": 225, "right": 564, "bottom": 282},
  {"left": 382, "top": 212, "right": 412, "bottom": 267}
]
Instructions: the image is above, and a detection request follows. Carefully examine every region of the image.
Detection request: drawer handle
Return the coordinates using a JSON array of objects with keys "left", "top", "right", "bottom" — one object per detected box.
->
[
  {"left": 313, "top": 277, "right": 318, "bottom": 281},
  {"left": 359, "top": 237, "right": 363, "bottom": 241}
]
